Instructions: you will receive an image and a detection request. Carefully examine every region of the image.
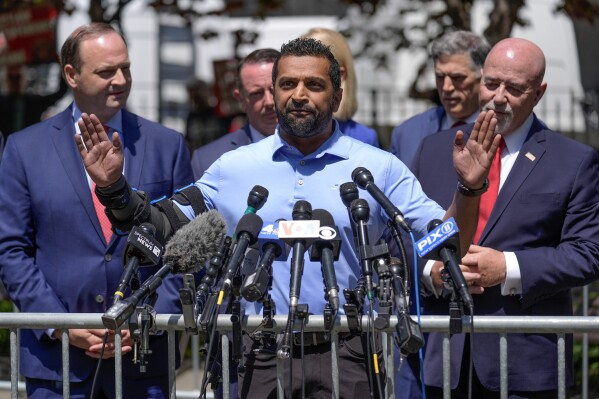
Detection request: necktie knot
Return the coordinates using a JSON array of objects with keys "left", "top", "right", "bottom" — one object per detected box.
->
[{"left": 451, "top": 120, "right": 466, "bottom": 128}]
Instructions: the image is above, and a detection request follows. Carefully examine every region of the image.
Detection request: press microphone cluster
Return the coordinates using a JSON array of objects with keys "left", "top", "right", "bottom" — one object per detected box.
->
[{"left": 102, "top": 210, "right": 228, "bottom": 330}]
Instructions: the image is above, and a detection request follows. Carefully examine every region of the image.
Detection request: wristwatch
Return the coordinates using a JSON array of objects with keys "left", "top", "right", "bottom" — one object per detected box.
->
[{"left": 456, "top": 179, "right": 489, "bottom": 197}]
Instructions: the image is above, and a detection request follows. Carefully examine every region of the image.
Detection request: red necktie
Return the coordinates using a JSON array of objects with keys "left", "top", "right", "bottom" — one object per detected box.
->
[
  {"left": 473, "top": 138, "right": 506, "bottom": 244},
  {"left": 451, "top": 120, "right": 466, "bottom": 128},
  {"left": 91, "top": 124, "right": 113, "bottom": 244}
]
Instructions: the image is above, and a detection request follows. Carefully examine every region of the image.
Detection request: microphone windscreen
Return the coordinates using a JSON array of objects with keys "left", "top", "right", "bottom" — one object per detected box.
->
[
  {"left": 351, "top": 167, "right": 373, "bottom": 189},
  {"left": 235, "top": 213, "right": 263, "bottom": 244},
  {"left": 339, "top": 182, "right": 359, "bottom": 208},
  {"left": 164, "top": 210, "right": 227, "bottom": 274}
]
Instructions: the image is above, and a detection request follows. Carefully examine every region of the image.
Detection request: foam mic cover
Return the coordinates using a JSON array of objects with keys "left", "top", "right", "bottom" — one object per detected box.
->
[
  {"left": 244, "top": 185, "right": 269, "bottom": 214},
  {"left": 163, "top": 210, "right": 227, "bottom": 274},
  {"left": 339, "top": 182, "right": 359, "bottom": 208}
]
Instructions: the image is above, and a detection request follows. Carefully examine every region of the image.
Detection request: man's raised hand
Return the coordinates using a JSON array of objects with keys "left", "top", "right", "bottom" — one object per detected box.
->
[
  {"left": 453, "top": 110, "right": 502, "bottom": 190},
  {"left": 75, "top": 113, "right": 124, "bottom": 187}
]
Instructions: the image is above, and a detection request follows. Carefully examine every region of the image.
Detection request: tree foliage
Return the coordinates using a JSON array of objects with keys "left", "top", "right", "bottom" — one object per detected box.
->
[{"left": 4, "top": 0, "right": 595, "bottom": 101}]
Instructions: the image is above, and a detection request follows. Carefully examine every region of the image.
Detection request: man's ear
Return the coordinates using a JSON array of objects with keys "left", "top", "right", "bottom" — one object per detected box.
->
[
  {"left": 64, "top": 65, "right": 78, "bottom": 89},
  {"left": 340, "top": 66, "right": 346, "bottom": 82},
  {"left": 332, "top": 88, "right": 343, "bottom": 113},
  {"left": 533, "top": 82, "right": 547, "bottom": 106},
  {"left": 234, "top": 88, "right": 246, "bottom": 112}
]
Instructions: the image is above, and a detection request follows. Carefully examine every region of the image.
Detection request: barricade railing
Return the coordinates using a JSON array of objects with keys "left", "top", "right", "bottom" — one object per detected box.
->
[{"left": 0, "top": 314, "right": 597, "bottom": 399}]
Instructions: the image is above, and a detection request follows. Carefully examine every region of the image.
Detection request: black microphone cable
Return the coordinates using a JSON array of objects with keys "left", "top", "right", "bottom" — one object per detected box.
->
[
  {"left": 89, "top": 329, "right": 109, "bottom": 399},
  {"left": 349, "top": 198, "right": 384, "bottom": 399}
]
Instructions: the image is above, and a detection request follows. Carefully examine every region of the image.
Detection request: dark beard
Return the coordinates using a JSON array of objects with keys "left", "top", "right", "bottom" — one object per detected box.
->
[{"left": 276, "top": 100, "right": 334, "bottom": 138}]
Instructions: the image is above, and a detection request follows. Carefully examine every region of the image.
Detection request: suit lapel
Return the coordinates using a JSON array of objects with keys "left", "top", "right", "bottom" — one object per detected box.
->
[
  {"left": 479, "top": 119, "right": 547, "bottom": 243},
  {"left": 121, "top": 110, "right": 144, "bottom": 188},
  {"left": 51, "top": 107, "right": 107, "bottom": 244}
]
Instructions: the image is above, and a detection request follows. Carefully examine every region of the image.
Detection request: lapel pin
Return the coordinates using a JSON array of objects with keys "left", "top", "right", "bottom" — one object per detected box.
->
[{"left": 525, "top": 152, "right": 536, "bottom": 161}]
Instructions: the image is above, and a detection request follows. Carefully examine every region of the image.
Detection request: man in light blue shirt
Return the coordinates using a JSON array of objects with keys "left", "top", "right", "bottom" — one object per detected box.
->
[{"left": 76, "top": 37, "right": 500, "bottom": 399}]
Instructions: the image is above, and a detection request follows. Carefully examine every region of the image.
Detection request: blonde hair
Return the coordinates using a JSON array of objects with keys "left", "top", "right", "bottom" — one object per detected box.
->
[{"left": 302, "top": 27, "right": 357, "bottom": 121}]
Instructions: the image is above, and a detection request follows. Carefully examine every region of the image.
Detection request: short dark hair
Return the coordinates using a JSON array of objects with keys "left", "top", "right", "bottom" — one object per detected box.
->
[
  {"left": 431, "top": 30, "right": 490, "bottom": 71},
  {"left": 236, "top": 48, "right": 280, "bottom": 91},
  {"left": 60, "top": 23, "right": 126, "bottom": 75},
  {"left": 273, "top": 37, "right": 341, "bottom": 92}
]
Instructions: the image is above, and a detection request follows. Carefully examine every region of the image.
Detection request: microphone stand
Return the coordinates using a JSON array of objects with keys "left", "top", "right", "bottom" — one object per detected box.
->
[
  {"left": 230, "top": 274, "right": 245, "bottom": 374},
  {"left": 129, "top": 290, "right": 159, "bottom": 373}
]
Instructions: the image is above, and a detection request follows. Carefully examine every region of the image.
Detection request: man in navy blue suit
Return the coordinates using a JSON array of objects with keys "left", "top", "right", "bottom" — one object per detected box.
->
[
  {"left": 191, "top": 48, "right": 280, "bottom": 179},
  {"left": 413, "top": 38, "right": 599, "bottom": 398},
  {"left": 390, "top": 31, "right": 489, "bottom": 168},
  {"left": 390, "top": 30, "right": 490, "bottom": 399},
  {"left": 0, "top": 23, "right": 194, "bottom": 398}
]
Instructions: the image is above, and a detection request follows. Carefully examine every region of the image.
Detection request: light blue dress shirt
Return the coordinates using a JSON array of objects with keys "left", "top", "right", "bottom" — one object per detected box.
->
[{"left": 178, "top": 121, "right": 445, "bottom": 316}]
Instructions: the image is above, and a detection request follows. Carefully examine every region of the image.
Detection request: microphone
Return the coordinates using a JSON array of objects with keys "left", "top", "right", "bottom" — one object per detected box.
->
[
  {"left": 101, "top": 210, "right": 228, "bottom": 330},
  {"left": 309, "top": 209, "right": 341, "bottom": 312},
  {"left": 240, "top": 240, "right": 283, "bottom": 302},
  {"left": 351, "top": 167, "right": 411, "bottom": 233},
  {"left": 388, "top": 257, "right": 409, "bottom": 313},
  {"left": 240, "top": 220, "right": 289, "bottom": 302},
  {"left": 114, "top": 223, "right": 163, "bottom": 304},
  {"left": 277, "top": 200, "right": 313, "bottom": 359},
  {"left": 339, "top": 182, "right": 360, "bottom": 252},
  {"left": 257, "top": 220, "right": 290, "bottom": 262},
  {"left": 244, "top": 185, "right": 269, "bottom": 214},
  {"left": 416, "top": 218, "right": 473, "bottom": 310},
  {"left": 288, "top": 200, "right": 312, "bottom": 308},
  {"left": 218, "top": 213, "right": 263, "bottom": 300},
  {"left": 350, "top": 198, "right": 375, "bottom": 295},
  {"left": 165, "top": 210, "right": 228, "bottom": 274}
]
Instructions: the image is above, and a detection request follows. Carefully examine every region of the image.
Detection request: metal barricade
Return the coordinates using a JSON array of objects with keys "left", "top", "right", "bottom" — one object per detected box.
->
[{"left": 0, "top": 313, "right": 597, "bottom": 399}]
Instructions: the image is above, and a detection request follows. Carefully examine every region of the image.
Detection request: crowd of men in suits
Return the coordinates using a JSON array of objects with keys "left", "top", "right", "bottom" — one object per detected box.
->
[{"left": 0, "top": 21, "right": 597, "bottom": 399}]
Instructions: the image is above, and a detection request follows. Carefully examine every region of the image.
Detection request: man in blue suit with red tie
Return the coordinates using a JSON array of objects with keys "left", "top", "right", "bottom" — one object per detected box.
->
[
  {"left": 0, "top": 23, "right": 194, "bottom": 398},
  {"left": 412, "top": 38, "right": 599, "bottom": 398}
]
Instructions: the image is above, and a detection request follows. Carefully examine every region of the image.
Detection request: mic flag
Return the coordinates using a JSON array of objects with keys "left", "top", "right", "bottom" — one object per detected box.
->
[
  {"left": 415, "top": 217, "right": 460, "bottom": 260},
  {"left": 122, "top": 223, "right": 163, "bottom": 267}
]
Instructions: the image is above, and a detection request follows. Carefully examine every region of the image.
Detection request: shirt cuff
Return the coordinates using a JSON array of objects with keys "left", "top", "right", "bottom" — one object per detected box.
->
[
  {"left": 47, "top": 328, "right": 58, "bottom": 340},
  {"left": 423, "top": 260, "right": 443, "bottom": 297},
  {"left": 500, "top": 251, "right": 522, "bottom": 296}
]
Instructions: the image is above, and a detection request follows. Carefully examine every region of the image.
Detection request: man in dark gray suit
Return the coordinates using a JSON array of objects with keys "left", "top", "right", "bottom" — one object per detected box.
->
[
  {"left": 390, "top": 31, "right": 489, "bottom": 168},
  {"left": 191, "top": 48, "right": 280, "bottom": 179}
]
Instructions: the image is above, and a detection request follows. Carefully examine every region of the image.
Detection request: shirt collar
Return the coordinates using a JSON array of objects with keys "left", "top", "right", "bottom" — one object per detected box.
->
[
  {"left": 248, "top": 124, "right": 268, "bottom": 143},
  {"left": 443, "top": 111, "right": 479, "bottom": 130},
  {"left": 72, "top": 103, "right": 123, "bottom": 135},
  {"left": 502, "top": 114, "right": 533, "bottom": 155},
  {"left": 271, "top": 120, "right": 350, "bottom": 160}
]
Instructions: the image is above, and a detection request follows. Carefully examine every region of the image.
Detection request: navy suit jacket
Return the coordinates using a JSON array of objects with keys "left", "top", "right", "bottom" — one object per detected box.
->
[
  {"left": 411, "top": 115, "right": 599, "bottom": 391},
  {"left": 390, "top": 106, "right": 445, "bottom": 167},
  {"left": 0, "top": 105, "right": 194, "bottom": 382},
  {"left": 190, "top": 125, "right": 252, "bottom": 179}
]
